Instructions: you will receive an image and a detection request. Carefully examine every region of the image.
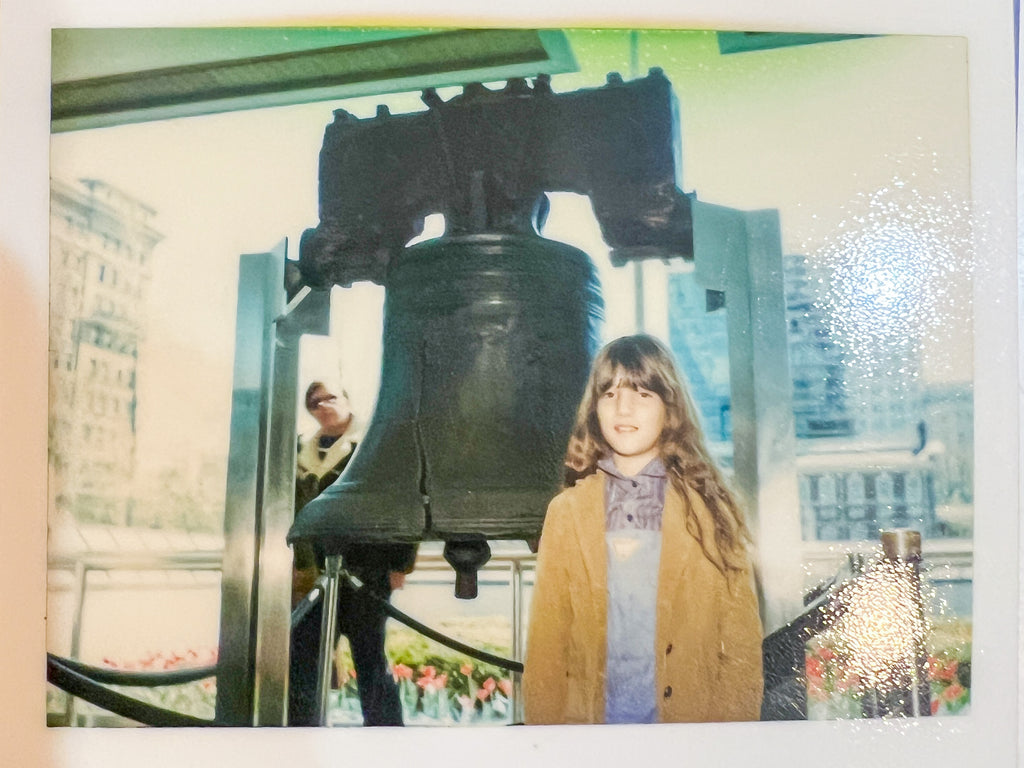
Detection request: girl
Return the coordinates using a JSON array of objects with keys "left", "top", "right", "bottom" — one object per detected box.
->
[{"left": 523, "top": 334, "right": 763, "bottom": 725}]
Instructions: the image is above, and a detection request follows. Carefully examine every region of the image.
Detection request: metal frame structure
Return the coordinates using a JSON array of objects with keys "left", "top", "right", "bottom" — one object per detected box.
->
[
  {"left": 216, "top": 243, "right": 547, "bottom": 726},
  {"left": 691, "top": 201, "right": 804, "bottom": 632},
  {"left": 214, "top": 194, "right": 805, "bottom": 724},
  {"left": 216, "top": 244, "right": 334, "bottom": 725}
]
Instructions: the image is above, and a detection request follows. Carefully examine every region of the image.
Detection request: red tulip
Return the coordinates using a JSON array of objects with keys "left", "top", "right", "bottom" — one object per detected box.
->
[
  {"left": 941, "top": 683, "right": 965, "bottom": 702},
  {"left": 806, "top": 657, "right": 825, "bottom": 680}
]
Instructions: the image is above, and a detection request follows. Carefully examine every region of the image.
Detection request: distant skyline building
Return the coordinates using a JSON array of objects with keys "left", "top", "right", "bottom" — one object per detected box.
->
[
  {"left": 666, "top": 271, "right": 731, "bottom": 443},
  {"left": 665, "top": 253, "right": 970, "bottom": 544},
  {"left": 796, "top": 443, "right": 938, "bottom": 542},
  {"left": 49, "top": 178, "right": 162, "bottom": 526},
  {"left": 920, "top": 381, "right": 974, "bottom": 506},
  {"left": 783, "top": 253, "right": 853, "bottom": 439},
  {"left": 667, "top": 254, "right": 855, "bottom": 444}
]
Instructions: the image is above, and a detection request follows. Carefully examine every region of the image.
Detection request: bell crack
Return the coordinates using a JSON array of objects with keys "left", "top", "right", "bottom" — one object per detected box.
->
[
  {"left": 414, "top": 418, "right": 432, "bottom": 533},
  {"left": 414, "top": 340, "right": 432, "bottom": 534}
]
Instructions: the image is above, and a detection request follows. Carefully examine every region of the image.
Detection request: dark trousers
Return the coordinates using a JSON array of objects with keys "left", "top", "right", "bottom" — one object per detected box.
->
[{"left": 288, "top": 569, "right": 403, "bottom": 727}]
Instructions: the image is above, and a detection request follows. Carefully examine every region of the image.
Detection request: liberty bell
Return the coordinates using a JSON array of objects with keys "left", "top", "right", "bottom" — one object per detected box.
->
[{"left": 288, "top": 70, "right": 694, "bottom": 596}]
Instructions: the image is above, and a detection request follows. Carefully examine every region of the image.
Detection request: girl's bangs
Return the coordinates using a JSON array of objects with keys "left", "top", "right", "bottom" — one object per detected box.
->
[{"left": 593, "top": 356, "right": 664, "bottom": 395}]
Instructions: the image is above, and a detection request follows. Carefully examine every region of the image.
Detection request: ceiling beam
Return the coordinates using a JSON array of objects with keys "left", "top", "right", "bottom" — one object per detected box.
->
[{"left": 52, "top": 28, "right": 576, "bottom": 132}]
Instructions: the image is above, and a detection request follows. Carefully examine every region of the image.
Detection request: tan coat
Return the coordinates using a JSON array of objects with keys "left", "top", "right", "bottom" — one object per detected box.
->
[{"left": 523, "top": 471, "right": 763, "bottom": 725}]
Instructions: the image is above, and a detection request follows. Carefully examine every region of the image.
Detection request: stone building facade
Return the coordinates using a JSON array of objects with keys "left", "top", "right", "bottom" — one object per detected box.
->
[{"left": 49, "top": 178, "right": 162, "bottom": 525}]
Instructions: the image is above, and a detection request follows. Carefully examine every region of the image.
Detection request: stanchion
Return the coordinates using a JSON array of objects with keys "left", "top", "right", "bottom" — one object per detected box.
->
[
  {"left": 315, "top": 554, "right": 343, "bottom": 726},
  {"left": 861, "top": 529, "right": 931, "bottom": 718}
]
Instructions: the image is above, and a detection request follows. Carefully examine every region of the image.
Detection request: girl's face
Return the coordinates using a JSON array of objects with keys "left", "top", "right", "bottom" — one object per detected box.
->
[{"left": 596, "top": 370, "right": 666, "bottom": 476}]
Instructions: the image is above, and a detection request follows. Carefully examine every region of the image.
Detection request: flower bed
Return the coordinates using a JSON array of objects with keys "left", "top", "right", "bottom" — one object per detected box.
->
[
  {"left": 806, "top": 618, "right": 971, "bottom": 719},
  {"left": 332, "top": 622, "right": 516, "bottom": 726},
  {"left": 49, "top": 647, "right": 221, "bottom": 725}
]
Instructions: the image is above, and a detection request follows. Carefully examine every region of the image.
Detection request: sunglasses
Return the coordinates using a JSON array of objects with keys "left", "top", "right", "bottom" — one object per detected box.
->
[{"left": 308, "top": 394, "right": 338, "bottom": 411}]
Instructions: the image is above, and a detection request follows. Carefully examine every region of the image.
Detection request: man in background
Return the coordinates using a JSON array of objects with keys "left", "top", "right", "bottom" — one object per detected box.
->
[{"left": 289, "top": 381, "right": 416, "bottom": 726}]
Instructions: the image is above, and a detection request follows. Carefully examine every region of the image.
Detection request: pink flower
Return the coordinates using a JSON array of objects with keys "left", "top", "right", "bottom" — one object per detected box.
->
[
  {"left": 393, "top": 663, "right": 414, "bottom": 680},
  {"left": 476, "top": 687, "right": 490, "bottom": 702},
  {"left": 435, "top": 673, "right": 448, "bottom": 690},
  {"left": 460, "top": 663, "right": 474, "bottom": 676},
  {"left": 497, "top": 679, "right": 513, "bottom": 697},
  {"left": 482, "top": 677, "right": 496, "bottom": 693},
  {"left": 806, "top": 657, "right": 825, "bottom": 681},
  {"left": 415, "top": 665, "right": 439, "bottom": 689},
  {"left": 937, "top": 660, "right": 958, "bottom": 683},
  {"left": 942, "top": 683, "right": 965, "bottom": 703}
]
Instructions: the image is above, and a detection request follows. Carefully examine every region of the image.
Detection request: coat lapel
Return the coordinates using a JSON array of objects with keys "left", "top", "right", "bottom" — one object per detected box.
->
[
  {"left": 656, "top": 484, "right": 720, "bottom": 646},
  {"left": 569, "top": 474, "right": 607, "bottom": 722},
  {"left": 570, "top": 474, "right": 607, "bottom": 621},
  {"left": 656, "top": 484, "right": 695, "bottom": 627}
]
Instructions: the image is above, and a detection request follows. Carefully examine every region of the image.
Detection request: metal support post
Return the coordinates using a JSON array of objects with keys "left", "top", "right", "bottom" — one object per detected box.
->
[
  {"left": 510, "top": 558, "right": 524, "bottom": 724},
  {"left": 64, "top": 559, "right": 87, "bottom": 726},
  {"left": 862, "top": 529, "right": 931, "bottom": 718},
  {"left": 692, "top": 200, "right": 803, "bottom": 633},
  {"left": 316, "top": 554, "right": 344, "bottom": 726},
  {"left": 217, "top": 243, "right": 331, "bottom": 726}
]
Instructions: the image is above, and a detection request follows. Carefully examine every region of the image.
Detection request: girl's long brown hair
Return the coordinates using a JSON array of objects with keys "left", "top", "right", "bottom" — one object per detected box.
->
[{"left": 565, "top": 334, "right": 751, "bottom": 571}]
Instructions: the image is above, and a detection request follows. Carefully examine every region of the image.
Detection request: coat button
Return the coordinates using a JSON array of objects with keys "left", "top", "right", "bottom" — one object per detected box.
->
[
  {"left": 665, "top": 643, "right": 673, "bottom": 655},
  {"left": 663, "top": 686, "right": 672, "bottom": 698}
]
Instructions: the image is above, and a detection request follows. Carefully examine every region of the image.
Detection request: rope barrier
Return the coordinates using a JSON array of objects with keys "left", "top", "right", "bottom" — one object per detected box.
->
[
  {"left": 291, "top": 577, "right": 325, "bottom": 630},
  {"left": 46, "top": 655, "right": 219, "bottom": 727},
  {"left": 48, "top": 566, "right": 524, "bottom": 727},
  {"left": 338, "top": 570, "right": 525, "bottom": 674},
  {"left": 49, "top": 653, "right": 217, "bottom": 687}
]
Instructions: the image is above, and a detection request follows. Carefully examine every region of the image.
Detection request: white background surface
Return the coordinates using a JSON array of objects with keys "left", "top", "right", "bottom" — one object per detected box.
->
[{"left": 0, "top": 1, "right": 1016, "bottom": 767}]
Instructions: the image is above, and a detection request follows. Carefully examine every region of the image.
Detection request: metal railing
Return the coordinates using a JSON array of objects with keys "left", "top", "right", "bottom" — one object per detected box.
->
[
  {"left": 49, "top": 532, "right": 945, "bottom": 726},
  {"left": 47, "top": 548, "right": 223, "bottom": 726},
  {"left": 761, "top": 529, "right": 932, "bottom": 720},
  {"left": 47, "top": 544, "right": 534, "bottom": 726}
]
